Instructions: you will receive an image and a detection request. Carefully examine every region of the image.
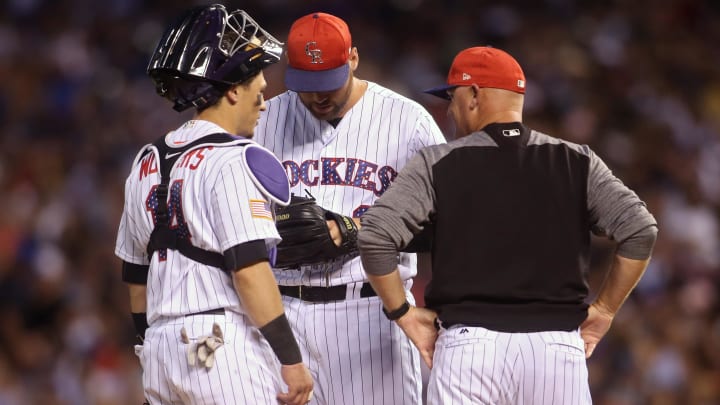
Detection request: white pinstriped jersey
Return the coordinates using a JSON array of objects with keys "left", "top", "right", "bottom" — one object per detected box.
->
[
  {"left": 115, "top": 120, "right": 281, "bottom": 324},
  {"left": 255, "top": 81, "right": 446, "bottom": 286}
]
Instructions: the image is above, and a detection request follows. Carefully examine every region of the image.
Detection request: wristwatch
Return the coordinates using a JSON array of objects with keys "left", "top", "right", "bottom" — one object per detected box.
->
[{"left": 382, "top": 300, "right": 411, "bottom": 321}]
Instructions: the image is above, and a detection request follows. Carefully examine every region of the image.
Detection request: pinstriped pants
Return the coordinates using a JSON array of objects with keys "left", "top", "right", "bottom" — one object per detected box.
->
[
  {"left": 136, "top": 311, "right": 283, "bottom": 405},
  {"left": 427, "top": 326, "right": 591, "bottom": 405},
  {"left": 282, "top": 291, "right": 422, "bottom": 405}
]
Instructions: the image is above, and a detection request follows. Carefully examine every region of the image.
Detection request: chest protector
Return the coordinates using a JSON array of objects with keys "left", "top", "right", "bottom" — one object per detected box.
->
[{"left": 142, "top": 133, "right": 290, "bottom": 273}]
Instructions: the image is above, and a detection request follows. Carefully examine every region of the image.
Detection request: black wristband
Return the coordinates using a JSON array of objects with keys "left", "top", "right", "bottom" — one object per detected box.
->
[
  {"left": 259, "top": 314, "right": 302, "bottom": 365},
  {"left": 132, "top": 312, "right": 149, "bottom": 343},
  {"left": 383, "top": 301, "right": 411, "bottom": 321}
]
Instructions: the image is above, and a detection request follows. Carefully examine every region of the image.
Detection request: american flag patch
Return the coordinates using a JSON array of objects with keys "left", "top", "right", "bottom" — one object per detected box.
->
[{"left": 249, "top": 199, "right": 272, "bottom": 220}]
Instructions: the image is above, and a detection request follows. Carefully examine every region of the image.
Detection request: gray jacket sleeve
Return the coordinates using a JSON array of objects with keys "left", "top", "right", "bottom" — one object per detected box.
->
[
  {"left": 358, "top": 148, "right": 439, "bottom": 275},
  {"left": 587, "top": 150, "right": 658, "bottom": 259}
]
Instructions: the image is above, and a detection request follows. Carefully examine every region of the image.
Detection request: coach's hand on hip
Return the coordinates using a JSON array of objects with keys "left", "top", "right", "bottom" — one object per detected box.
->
[
  {"left": 580, "top": 301, "right": 614, "bottom": 358},
  {"left": 397, "top": 306, "right": 439, "bottom": 369}
]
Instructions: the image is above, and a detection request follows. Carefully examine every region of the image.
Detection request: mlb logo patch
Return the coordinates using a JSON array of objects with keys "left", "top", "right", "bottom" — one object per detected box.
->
[{"left": 249, "top": 199, "right": 273, "bottom": 220}]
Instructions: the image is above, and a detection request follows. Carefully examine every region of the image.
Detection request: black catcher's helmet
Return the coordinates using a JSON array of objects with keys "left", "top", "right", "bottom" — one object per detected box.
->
[{"left": 147, "top": 4, "right": 283, "bottom": 112}]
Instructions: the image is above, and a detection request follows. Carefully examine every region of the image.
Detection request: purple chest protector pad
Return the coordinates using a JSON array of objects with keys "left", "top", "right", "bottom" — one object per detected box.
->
[
  {"left": 242, "top": 143, "right": 291, "bottom": 207},
  {"left": 242, "top": 143, "right": 291, "bottom": 267}
]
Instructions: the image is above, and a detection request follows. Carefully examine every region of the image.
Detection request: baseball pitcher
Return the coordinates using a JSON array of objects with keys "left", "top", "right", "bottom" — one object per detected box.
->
[{"left": 254, "top": 12, "right": 447, "bottom": 405}]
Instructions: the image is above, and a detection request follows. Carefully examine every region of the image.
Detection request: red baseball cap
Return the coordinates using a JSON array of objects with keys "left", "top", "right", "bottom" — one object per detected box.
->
[
  {"left": 424, "top": 47, "right": 526, "bottom": 100},
  {"left": 285, "top": 13, "right": 352, "bottom": 92}
]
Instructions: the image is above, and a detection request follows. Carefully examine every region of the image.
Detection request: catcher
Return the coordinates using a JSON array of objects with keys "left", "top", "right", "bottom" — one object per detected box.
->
[{"left": 115, "top": 5, "right": 313, "bottom": 405}]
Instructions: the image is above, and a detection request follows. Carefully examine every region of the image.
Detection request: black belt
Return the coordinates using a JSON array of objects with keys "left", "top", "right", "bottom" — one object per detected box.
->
[
  {"left": 185, "top": 308, "right": 224, "bottom": 317},
  {"left": 279, "top": 283, "right": 377, "bottom": 303}
]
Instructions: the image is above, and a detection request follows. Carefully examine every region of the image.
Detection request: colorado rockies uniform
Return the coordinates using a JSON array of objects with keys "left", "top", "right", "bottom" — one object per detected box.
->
[
  {"left": 359, "top": 122, "right": 658, "bottom": 404},
  {"left": 115, "top": 120, "right": 286, "bottom": 404},
  {"left": 255, "top": 81, "right": 446, "bottom": 405}
]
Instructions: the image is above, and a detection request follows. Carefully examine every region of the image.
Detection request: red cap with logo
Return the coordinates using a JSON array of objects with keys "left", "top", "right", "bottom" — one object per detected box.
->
[
  {"left": 424, "top": 47, "right": 526, "bottom": 100},
  {"left": 285, "top": 12, "right": 352, "bottom": 92}
]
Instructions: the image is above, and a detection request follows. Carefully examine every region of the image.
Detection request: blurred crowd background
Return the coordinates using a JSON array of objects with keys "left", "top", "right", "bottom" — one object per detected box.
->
[{"left": 0, "top": 0, "right": 718, "bottom": 404}]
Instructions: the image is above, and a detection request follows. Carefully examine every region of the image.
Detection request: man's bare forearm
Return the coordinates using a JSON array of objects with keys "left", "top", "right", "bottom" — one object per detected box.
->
[{"left": 592, "top": 255, "right": 650, "bottom": 315}]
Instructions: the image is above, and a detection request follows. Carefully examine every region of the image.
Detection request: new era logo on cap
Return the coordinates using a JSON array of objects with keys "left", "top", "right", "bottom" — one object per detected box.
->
[
  {"left": 285, "top": 12, "right": 352, "bottom": 92},
  {"left": 425, "top": 46, "right": 526, "bottom": 99}
]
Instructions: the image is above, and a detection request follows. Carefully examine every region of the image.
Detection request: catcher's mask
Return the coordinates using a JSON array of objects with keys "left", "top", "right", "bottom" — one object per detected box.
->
[{"left": 147, "top": 4, "right": 283, "bottom": 112}]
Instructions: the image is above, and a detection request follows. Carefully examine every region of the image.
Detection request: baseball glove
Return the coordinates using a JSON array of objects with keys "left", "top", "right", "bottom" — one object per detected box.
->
[{"left": 274, "top": 193, "right": 358, "bottom": 269}]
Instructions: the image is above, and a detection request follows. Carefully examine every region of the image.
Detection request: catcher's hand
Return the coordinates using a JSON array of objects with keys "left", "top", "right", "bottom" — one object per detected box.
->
[{"left": 274, "top": 193, "right": 358, "bottom": 269}]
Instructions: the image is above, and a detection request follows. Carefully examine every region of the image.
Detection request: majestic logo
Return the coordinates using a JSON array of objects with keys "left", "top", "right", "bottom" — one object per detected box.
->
[
  {"left": 305, "top": 41, "right": 323, "bottom": 64},
  {"left": 502, "top": 129, "right": 521, "bottom": 137},
  {"left": 459, "top": 328, "right": 469, "bottom": 334}
]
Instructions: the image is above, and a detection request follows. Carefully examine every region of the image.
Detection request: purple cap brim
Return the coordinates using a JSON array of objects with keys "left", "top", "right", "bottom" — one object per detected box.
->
[
  {"left": 423, "top": 84, "right": 456, "bottom": 100},
  {"left": 285, "top": 63, "right": 350, "bottom": 92}
]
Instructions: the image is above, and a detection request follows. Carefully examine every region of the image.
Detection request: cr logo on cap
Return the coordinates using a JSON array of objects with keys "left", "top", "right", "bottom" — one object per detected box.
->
[{"left": 305, "top": 41, "right": 323, "bottom": 64}]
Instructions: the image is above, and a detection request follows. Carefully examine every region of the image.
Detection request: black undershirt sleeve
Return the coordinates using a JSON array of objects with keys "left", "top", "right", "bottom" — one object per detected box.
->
[
  {"left": 224, "top": 239, "right": 270, "bottom": 271},
  {"left": 122, "top": 261, "right": 149, "bottom": 284}
]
